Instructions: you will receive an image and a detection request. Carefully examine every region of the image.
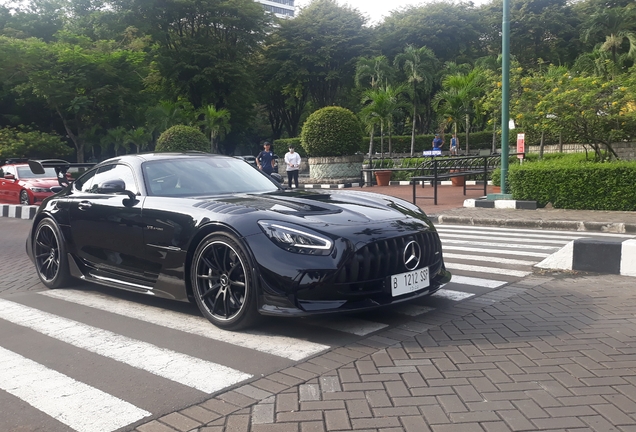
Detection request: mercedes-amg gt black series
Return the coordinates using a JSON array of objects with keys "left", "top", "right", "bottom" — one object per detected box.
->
[{"left": 26, "top": 153, "right": 451, "bottom": 329}]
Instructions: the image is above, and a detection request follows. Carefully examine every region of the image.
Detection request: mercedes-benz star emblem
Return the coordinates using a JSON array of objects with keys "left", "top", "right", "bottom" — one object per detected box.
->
[{"left": 403, "top": 241, "right": 421, "bottom": 271}]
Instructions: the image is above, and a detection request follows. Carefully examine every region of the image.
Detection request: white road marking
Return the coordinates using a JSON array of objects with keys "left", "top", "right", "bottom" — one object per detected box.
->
[
  {"left": 40, "top": 290, "right": 329, "bottom": 361},
  {"left": 0, "top": 346, "right": 150, "bottom": 432},
  {"left": 442, "top": 239, "right": 560, "bottom": 251},
  {"left": 392, "top": 304, "right": 435, "bottom": 316},
  {"left": 306, "top": 317, "right": 388, "bottom": 336},
  {"left": 433, "top": 289, "right": 475, "bottom": 301},
  {"left": 435, "top": 227, "right": 586, "bottom": 241},
  {"left": 445, "top": 262, "right": 531, "bottom": 278},
  {"left": 443, "top": 252, "right": 537, "bottom": 266},
  {"left": 448, "top": 275, "right": 508, "bottom": 289},
  {"left": 442, "top": 245, "right": 550, "bottom": 258},
  {"left": 438, "top": 232, "right": 569, "bottom": 245},
  {"left": 0, "top": 299, "right": 251, "bottom": 393}
]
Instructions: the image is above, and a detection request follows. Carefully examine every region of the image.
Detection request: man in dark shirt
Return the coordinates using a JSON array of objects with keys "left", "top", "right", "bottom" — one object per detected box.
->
[
  {"left": 432, "top": 134, "right": 444, "bottom": 150},
  {"left": 257, "top": 141, "right": 275, "bottom": 175}
]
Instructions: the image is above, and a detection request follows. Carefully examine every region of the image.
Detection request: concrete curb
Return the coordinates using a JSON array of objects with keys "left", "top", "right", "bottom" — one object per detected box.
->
[
  {"left": 435, "top": 215, "right": 636, "bottom": 233},
  {"left": 536, "top": 238, "right": 636, "bottom": 277},
  {"left": 1, "top": 204, "right": 38, "bottom": 220},
  {"left": 464, "top": 197, "right": 537, "bottom": 210}
]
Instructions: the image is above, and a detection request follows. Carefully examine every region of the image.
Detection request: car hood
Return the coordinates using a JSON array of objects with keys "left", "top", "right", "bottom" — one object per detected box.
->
[
  {"left": 207, "top": 190, "right": 425, "bottom": 225},
  {"left": 21, "top": 178, "right": 59, "bottom": 188}
]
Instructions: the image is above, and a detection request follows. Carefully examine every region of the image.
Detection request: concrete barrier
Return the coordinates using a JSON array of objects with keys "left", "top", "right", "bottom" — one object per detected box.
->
[
  {"left": 1, "top": 204, "right": 38, "bottom": 220},
  {"left": 536, "top": 238, "right": 636, "bottom": 277}
]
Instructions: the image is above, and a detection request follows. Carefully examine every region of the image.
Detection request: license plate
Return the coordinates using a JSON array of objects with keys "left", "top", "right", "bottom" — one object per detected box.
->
[{"left": 391, "top": 267, "right": 430, "bottom": 297}]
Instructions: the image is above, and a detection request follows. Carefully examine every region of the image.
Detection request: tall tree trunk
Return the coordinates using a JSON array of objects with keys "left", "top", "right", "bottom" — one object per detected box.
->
[
  {"left": 380, "top": 123, "right": 384, "bottom": 163},
  {"left": 367, "top": 126, "right": 375, "bottom": 158},
  {"left": 410, "top": 101, "right": 416, "bottom": 157},
  {"left": 539, "top": 130, "right": 545, "bottom": 159},
  {"left": 558, "top": 133, "right": 563, "bottom": 153},
  {"left": 464, "top": 114, "right": 470, "bottom": 155}
]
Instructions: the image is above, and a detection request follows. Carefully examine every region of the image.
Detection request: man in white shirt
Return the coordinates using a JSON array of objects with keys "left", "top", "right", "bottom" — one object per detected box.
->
[{"left": 284, "top": 146, "right": 301, "bottom": 188}]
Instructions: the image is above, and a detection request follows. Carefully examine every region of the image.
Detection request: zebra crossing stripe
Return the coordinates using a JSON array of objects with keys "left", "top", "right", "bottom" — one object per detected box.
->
[
  {"left": 443, "top": 252, "right": 537, "bottom": 266},
  {"left": 432, "top": 289, "right": 475, "bottom": 301},
  {"left": 442, "top": 245, "right": 550, "bottom": 258},
  {"left": 0, "top": 346, "right": 150, "bottom": 432},
  {"left": 448, "top": 275, "right": 507, "bottom": 289},
  {"left": 442, "top": 239, "right": 560, "bottom": 251},
  {"left": 438, "top": 232, "right": 569, "bottom": 245},
  {"left": 40, "top": 290, "right": 329, "bottom": 361},
  {"left": 445, "top": 262, "right": 532, "bottom": 278},
  {"left": 0, "top": 299, "right": 251, "bottom": 393}
]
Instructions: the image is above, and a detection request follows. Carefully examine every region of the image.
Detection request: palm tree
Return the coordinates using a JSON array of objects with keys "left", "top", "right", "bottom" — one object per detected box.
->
[
  {"left": 394, "top": 45, "right": 438, "bottom": 156},
  {"left": 433, "top": 70, "right": 485, "bottom": 154},
  {"left": 197, "top": 105, "right": 231, "bottom": 154},
  {"left": 584, "top": 8, "right": 636, "bottom": 66},
  {"left": 355, "top": 56, "right": 394, "bottom": 90},
  {"left": 101, "top": 127, "right": 127, "bottom": 157},
  {"left": 360, "top": 85, "right": 407, "bottom": 158},
  {"left": 146, "top": 100, "right": 195, "bottom": 137},
  {"left": 124, "top": 127, "right": 151, "bottom": 154}
]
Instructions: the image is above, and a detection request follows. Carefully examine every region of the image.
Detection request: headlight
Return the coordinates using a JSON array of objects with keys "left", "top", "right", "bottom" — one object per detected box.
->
[
  {"left": 29, "top": 187, "right": 50, "bottom": 193},
  {"left": 258, "top": 221, "right": 333, "bottom": 255}
]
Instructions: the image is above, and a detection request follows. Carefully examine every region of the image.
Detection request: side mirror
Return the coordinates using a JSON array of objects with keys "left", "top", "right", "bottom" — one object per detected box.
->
[
  {"left": 50, "top": 186, "right": 64, "bottom": 194},
  {"left": 270, "top": 173, "right": 283, "bottom": 184},
  {"left": 4, "top": 173, "right": 15, "bottom": 180},
  {"left": 96, "top": 179, "right": 137, "bottom": 201}
]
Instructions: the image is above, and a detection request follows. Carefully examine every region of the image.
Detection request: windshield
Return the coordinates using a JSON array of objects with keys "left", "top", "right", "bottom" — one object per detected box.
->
[
  {"left": 143, "top": 157, "right": 279, "bottom": 197},
  {"left": 17, "top": 166, "right": 57, "bottom": 179}
]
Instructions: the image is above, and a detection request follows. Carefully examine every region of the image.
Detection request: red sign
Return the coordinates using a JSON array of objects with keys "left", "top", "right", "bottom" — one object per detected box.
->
[{"left": 516, "top": 133, "right": 525, "bottom": 159}]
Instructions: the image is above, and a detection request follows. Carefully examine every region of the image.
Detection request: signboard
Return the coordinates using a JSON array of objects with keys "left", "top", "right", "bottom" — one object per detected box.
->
[
  {"left": 422, "top": 149, "right": 442, "bottom": 157},
  {"left": 516, "top": 133, "right": 525, "bottom": 159}
]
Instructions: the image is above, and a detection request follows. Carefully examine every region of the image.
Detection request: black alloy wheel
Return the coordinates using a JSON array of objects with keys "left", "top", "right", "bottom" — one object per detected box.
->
[
  {"left": 33, "top": 219, "right": 72, "bottom": 288},
  {"left": 20, "top": 190, "right": 31, "bottom": 205},
  {"left": 191, "top": 232, "right": 259, "bottom": 329}
]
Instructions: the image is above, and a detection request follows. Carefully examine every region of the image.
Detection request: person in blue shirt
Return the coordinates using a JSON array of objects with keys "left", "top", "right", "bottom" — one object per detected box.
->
[
  {"left": 432, "top": 134, "right": 444, "bottom": 150},
  {"left": 450, "top": 134, "right": 459, "bottom": 155},
  {"left": 257, "top": 141, "right": 275, "bottom": 175}
]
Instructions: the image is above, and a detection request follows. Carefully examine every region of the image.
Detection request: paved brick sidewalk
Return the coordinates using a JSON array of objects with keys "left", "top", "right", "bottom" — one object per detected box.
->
[{"left": 134, "top": 274, "right": 636, "bottom": 432}]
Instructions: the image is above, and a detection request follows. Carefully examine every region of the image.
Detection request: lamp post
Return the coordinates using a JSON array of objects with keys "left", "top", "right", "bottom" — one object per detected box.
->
[{"left": 500, "top": 0, "right": 511, "bottom": 196}]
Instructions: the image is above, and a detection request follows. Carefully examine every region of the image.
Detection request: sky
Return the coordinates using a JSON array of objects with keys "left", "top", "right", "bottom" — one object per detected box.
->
[{"left": 294, "top": 0, "right": 488, "bottom": 24}]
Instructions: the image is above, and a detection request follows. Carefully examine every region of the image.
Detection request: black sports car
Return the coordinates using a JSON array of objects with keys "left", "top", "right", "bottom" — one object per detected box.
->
[{"left": 26, "top": 153, "right": 451, "bottom": 329}]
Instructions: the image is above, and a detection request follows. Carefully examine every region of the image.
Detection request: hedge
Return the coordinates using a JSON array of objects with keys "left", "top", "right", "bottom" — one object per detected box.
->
[
  {"left": 508, "top": 155, "right": 636, "bottom": 210},
  {"left": 156, "top": 125, "right": 209, "bottom": 153}
]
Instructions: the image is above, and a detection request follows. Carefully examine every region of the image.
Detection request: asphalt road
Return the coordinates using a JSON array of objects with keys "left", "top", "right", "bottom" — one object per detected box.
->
[{"left": 0, "top": 217, "right": 632, "bottom": 431}]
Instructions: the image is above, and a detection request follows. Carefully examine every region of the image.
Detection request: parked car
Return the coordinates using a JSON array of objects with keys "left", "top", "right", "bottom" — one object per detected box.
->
[
  {"left": 26, "top": 153, "right": 451, "bottom": 329},
  {"left": 0, "top": 160, "right": 61, "bottom": 205}
]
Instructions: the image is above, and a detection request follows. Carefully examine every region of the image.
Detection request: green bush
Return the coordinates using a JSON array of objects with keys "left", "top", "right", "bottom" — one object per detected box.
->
[
  {"left": 155, "top": 125, "right": 209, "bottom": 153},
  {"left": 509, "top": 155, "right": 636, "bottom": 210},
  {"left": 274, "top": 137, "right": 306, "bottom": 157},
  {"left": 301, "top": 107, "right": 363, "bottom": 157}
]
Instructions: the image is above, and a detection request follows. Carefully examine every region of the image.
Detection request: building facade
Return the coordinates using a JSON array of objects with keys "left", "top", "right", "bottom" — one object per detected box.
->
[{"left": 256, "top": 0, "right": 294, "bottom": 18}]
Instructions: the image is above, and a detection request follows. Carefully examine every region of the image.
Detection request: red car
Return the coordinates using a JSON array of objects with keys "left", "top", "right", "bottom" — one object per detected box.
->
[{"left": 0, "top": 161, "right": 60, "bottom": 205}]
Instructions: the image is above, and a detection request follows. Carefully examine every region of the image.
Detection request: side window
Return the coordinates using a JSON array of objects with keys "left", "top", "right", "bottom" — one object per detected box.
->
[
  {"left": 73, "top": 168, "right": 98, "bottom": 193},
  {"left": 4, "top": 166, "right": 16, "bottom": 176},
  {"left": 92, "top": 164, "right": 139, "bottom": 195}
]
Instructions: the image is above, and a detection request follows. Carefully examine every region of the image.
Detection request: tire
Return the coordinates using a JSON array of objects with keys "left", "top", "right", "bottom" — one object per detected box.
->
[
  {"left": 33, "top": 218, "right": 72, "bottom": 289},
  {"left": 20, "top": 190, "right": 31, "bottom": 205},
  {"left": 191, "top": 232, "right": 260, "bottom": 330}
]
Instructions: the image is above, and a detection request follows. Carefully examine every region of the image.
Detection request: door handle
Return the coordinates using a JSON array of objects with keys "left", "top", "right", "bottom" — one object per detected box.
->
[{"left": 78, "top": 201, "right": 92, "bottom": 210}]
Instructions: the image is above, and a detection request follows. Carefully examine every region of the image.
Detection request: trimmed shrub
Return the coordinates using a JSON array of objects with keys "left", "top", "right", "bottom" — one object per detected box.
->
[
  {"left": 301, "top": 107, "right": 363, "bottom": 157},
  {"left": 155, "top": 125, "right": 209, "bottom": 153},
  {"left": 508, "top": 154, "right": 636, "bottom": 210}
]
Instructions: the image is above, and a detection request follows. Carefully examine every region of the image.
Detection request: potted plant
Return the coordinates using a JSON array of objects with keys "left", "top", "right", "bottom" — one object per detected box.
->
[
  {"left": 375, "top": 170, "right": 392, "bottom": 186},
  {"left": 301, "top": 107, "right": 364, "bottom": 184}
]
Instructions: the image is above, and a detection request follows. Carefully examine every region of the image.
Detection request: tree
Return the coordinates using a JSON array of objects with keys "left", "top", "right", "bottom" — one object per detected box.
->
[
  {"left": 433, "top": 69, "right": 486, "bottom": 154},
  {"left": 360, "top": 85, "right": 408, "bottom": 158},
  {"left": 355, "top": 55, "right": 393, "bottom": 90},
  {"left": 197, "top": 105, "right": 231, "bottom": 154},
  {"left": 270, "top": 0, "right": 369, "bottom": 108},
  {"left": 0, "top": 126, "right": 72, "bottom": 160},
  {"left": 582, "top": 7, "right": 636, "bottom": 70},
  {"left": 394, "top": 45, "right": 438, "bottom": 156},
  {"left": 124, "top": 127, "right": 151, "bottom": 153},
  {"left": 10, "top": 35, "right": 149, "bottom": 162},
  {"left": 535, "top": 72, "right": 635, "bottom": 160}
]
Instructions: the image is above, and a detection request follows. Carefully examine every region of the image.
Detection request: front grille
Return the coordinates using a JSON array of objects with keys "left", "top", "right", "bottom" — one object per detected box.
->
[{"left": 334, "top": 231, "right": 442, "bottom": 293}]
